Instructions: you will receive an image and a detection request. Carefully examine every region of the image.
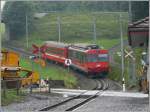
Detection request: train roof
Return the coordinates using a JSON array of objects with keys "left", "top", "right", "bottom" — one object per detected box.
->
[
  {"left": 44, "top": 41, "right": 69, "bottom": 48},
  {"left": 70, "top": 43, "right": 99, "bottom": 50}
]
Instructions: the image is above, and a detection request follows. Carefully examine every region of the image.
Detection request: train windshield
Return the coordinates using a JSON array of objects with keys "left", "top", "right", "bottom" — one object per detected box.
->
[
  {"left": 98, "top": 54, "right": 108, "bottom": 62},
  {"left": 87, "top": 54, "right": 98, "bottom": 62}
]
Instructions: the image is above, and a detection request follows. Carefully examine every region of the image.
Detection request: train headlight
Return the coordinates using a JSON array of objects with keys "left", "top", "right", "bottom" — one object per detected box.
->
[{"left": 96, "top": 64, "right": 101, "bottom": 67}]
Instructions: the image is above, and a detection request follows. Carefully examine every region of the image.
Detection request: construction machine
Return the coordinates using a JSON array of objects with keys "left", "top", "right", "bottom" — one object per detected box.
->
[{"left": 1, "top": 50, "right": 40, "bottom": 88}]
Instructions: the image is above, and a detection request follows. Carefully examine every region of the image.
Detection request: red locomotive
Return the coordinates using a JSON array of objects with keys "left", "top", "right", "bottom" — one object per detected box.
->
[
  {"left": 68, "top": 44, "right": 109, "bottom": 76},
  {"left": 33, "top": 41, "right": 109, "bottom": 76}
]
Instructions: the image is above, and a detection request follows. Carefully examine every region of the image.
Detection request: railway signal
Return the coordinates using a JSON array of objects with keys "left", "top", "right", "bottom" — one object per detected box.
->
[
  {"left": 32, "top": 44, "right": 46, "bottom": 54},
  {"left": 124, "top": 49, "right": 136, "bottom": 87},
  {"left": 124, "top": 49, "right": 135, "bottom": 60}
]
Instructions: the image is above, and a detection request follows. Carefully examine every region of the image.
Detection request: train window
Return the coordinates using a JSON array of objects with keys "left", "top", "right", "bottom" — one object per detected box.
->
[
  {"left": 46, "top": 47, "right": 64, "bottom": 56},
  {"left": 87, "top": 54, "right": 98, "bottom": 62},
  {"left": 98, "top": 54, "right": 108, "bottom": 62}
]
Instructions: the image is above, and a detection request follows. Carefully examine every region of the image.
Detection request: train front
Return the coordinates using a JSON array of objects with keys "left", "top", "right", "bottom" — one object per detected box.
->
[{"left": 87, "top": 49, "right": 109, "bottom": 76}]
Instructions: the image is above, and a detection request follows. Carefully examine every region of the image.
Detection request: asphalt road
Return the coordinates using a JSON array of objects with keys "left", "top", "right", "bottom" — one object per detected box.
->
[{"left": 74, "top": 96, "right": 148, "bottom": 112}]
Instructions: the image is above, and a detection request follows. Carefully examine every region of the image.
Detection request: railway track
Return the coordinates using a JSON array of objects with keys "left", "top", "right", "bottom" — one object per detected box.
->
[{"left": 39, "top": 79, "right": 109, "bottom": 111}]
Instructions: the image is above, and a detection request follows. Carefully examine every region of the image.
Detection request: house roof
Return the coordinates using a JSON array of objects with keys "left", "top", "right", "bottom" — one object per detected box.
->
[{"left": 128, "top": 17, "right": 149, "bottom": 29}]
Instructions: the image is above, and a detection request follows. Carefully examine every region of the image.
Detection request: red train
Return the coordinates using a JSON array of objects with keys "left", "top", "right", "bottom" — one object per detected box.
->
[{"left": 34, "top": 41, "right": 109, "bottom": 76}]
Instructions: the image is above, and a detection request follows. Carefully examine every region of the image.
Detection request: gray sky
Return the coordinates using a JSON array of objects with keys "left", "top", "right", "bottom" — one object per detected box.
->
[{"left": 1, "top": 1, "right": 5, "bottom": 10}]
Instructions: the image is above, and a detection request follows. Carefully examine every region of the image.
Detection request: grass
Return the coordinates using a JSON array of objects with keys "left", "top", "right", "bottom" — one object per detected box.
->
[
  {"left": 7, "top": 12, "right": 128, "bottom": 49},
  {"left": 0, "top": 23, "right": 5, "bottom": 38},
  {"left": 20, "top": 58, "right": 77, "bottom": 88},
  {"left": 108, "top": 64, "right": 121, "bottom": 82},
  {"left": 1, "top": 89, "right": 26, "bottom": 106}
]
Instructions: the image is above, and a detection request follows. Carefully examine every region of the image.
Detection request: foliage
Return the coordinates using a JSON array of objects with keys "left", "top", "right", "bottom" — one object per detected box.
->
[
  {"left": 108, "top": 64, "right": 121, "bottom": 82},
  {"left": 2, "top": 1, "right": 35, "bottom": 39},
  {"left": 2, "top": 1, "right": 148, "bottom": 40},
  {"left": 0, "top": 23, "right": 5, "bottom": 37},
  {"left": 20, "top": 58, "right": 77, "bottom": 88},
  {"left": 131, "top": 1, "right": 149, "bottom": 22},
  {"left": 25, "top": 12, "right": 128, "bottom": 47},
  {"left": 33, "top": 1, "right": 148, "bottom": 21},
  {"left": 1, "top": 89, "right": 26, "bottom": 106}
]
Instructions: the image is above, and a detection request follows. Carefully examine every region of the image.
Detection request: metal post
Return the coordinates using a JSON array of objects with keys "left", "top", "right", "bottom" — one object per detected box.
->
[
  {"left": 119, "top": 14, "right": 125, "bottom": 91},
  {"left": 128, "top": 1, "right": 132, "bottom": 23},
  {"left": 30, "top": 79, "right": 32, "bottom": 94},
  {"left": 93, "top": 17, "right": 97, "bottom": 44},
  {"left": 57, "top": 16, "right": 61, "bottom": 42},
  {"left": 132, "top": 59, "right": 136, "bottom": 84},
  {"left": 48, "top": 78, "right": 51, "bottom": 93},
  {"left": 68, "top": 66, "right": 70, "bottom": 72},
  {"left": 26, "top": 14, "right": 29, "bottom": 48},
  {"left": 3, "top": 80, "right": 6, "bottom": 98},
  {"left": 38, "top": 47, "right": 41, "bottom": 92}
]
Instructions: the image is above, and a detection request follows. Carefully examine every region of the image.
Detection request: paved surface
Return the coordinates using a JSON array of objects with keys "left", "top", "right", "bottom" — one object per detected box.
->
[
  {"left": 74, "top": 96, "right": 149, "bottom": 112},
  {"left": 2, "top": 91, "right": 148, "bottom": 112}
]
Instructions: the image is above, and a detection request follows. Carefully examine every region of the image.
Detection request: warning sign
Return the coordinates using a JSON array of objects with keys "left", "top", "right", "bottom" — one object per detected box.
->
[{"left": 65, "top": 59, "right": 72, "bottom": 66}]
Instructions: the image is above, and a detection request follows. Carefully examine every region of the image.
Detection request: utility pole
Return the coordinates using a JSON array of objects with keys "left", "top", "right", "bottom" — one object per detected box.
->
[
  {"left": 128, "top": 1, "right": 132, "bottom": 23},
  {"left": 93, "top": 16, "right": 97, "bottom": 44},
  {"left": 129, "top": 1, "right": 136, "bottom": 86},
  {"left": 26, "top": 14, "right": 29, "bottom": 48},
  {"left": 57, "top": 16, "right": 61, "bottom": 42},
  {"left": 119, "top": 14, "right": 125, "bottom": 91}
]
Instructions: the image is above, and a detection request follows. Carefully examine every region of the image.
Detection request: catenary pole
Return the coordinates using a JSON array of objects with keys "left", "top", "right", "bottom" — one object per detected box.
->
[
  {"left": 26, "top": 14, "right": 29, "bottom": 48},
  {"left": 57, "top": 16, "right": 61, "bottom": 42},
  {"left": 119, "top": 14, "right": 125, "bottom": 91},
  {"left": 93, "top": 16, "right": 97, "bottom": 44}
]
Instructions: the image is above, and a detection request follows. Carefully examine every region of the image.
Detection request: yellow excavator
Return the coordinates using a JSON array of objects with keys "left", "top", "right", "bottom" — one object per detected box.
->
[{"left": 1, "top": 50, "right": 40, "bottom": 88}]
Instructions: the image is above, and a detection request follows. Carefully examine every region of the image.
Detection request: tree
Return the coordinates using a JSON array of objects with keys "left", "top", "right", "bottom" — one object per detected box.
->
[
  {"left": 131, "top": 1, "right": 149, "bottom": 22},
  {"left": 2, "top": 1, "right": 35, "bottom": 40}
]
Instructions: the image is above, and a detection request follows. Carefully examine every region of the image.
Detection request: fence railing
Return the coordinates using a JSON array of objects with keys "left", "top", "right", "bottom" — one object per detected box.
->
[{"left": 1, "top": 79, "right": 65, "bottom": 97}]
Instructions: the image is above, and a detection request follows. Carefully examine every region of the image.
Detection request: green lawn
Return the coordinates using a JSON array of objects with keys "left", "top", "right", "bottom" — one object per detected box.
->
[
  {"left": 8, "top": 12, "right": 128, "bottom": 49},
  {"left": 20, "top": 58, "right": 77, "bottom": 88}
]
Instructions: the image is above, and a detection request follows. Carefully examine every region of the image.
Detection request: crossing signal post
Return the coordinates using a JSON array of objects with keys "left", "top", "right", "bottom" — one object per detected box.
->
[{"left": 124, "top": 49, "right": 136, "bottom": 87}]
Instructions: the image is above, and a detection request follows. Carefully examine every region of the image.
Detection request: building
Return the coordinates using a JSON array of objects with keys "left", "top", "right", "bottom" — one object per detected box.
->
[{"left": 128, "top": 17, "right": 149, "bottom": 48}]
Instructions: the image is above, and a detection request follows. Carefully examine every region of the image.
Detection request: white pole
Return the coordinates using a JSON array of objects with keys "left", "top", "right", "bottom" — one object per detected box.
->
[
  {"left": 26, "top": 15, "right": 29, "bottom": 48},
  {"left": 119, "top": 14, "right": 125, "bottom": 92},
  {"left": 57, "top": 16, "right": 61, "bottom": 42},
  {"left": 147, "top": 3, "right": 150, "bottom": 107},
  {"left": 128, "top": 1, "right": 132, "bottom": 23},
  {"left": 93, "top": 16, "right": 97, "bottom": 44}
]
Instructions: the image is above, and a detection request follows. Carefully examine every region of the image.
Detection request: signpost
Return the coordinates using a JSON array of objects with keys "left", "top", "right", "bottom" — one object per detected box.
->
[{"left": 65, "top": 59, "right": 72, "bottom": 72}]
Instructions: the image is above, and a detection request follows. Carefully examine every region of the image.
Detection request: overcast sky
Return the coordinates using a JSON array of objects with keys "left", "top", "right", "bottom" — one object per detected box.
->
[{"left": 1, "top": 1, "right": 5, "bottom": 10}]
